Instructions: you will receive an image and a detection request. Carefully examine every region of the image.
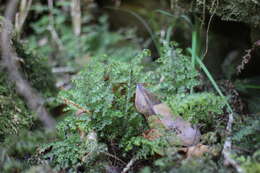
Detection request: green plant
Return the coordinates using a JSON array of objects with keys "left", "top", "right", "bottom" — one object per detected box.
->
[
  {"left": 167, "top": 93, "right": 225, "bottom": 124},
  {"left": 39, "top": 133, "right": 107, "bottom": 171},
  {"left": 38, "top": 42, "right": 229, "bottom": 171},
  {"left": 0, "top": 40, "right": 56, "bottom": 138},
  {"left": 27, "top": 3, "right": 140, "bottom": 67},
  {"left": 14, "top": 41, "right": 57, "bottom": 97},
  {"left": 141, "top": 156, "right": 228, "bottom": 173},
  {"left": 235, "top": 150, "right": 260, "bottom": 173},
  {"left": 0, "top": 130, "right": 55, "bottom": 173},
  {"left": 150, "top": 42, "right": 200, "bottom": 95},
  {"left": 233, "top": 115, "right": 260, "bottom": 151},
  {"left": 195, "top": 0, "right": 260, "bottom": 27},
  {"left": 58, "top": 50, "right": 151, "bottom": 148},
  {"left": 157, "top": 10, "right": 233, "bottom": 113}
]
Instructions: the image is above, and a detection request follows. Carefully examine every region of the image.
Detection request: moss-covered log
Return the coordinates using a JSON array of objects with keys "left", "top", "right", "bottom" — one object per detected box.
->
[{"left": 0, "top": 33, "right": 56, "bottom": 138}]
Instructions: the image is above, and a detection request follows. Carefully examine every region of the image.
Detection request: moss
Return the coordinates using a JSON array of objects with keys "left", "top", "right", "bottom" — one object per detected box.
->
[
  {"left": 0, "top": 40, "right": 56, "bottom": 138},
  {"left": 0, "top": 130, "right": 57, "bottom": 173},
  {"left": 0, "top": 76, "right": 33, "bottom": 138},
  {"left": 179, "top": 0, "right": 260, "bottom": 27},
  {"left": 14, "top": 40, "right": 57, "bottom": 97}
]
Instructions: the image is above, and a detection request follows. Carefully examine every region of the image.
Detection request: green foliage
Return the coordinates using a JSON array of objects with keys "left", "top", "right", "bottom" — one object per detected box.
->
[
  {"left": 1, "top": 1, "right": 258, "bottom": 172},
  {"left": 0, "top": 40, "right": 56, "bottom": 138},
  {"left": 150, "top": 43, "right": 200, "bottom": 95},
  {"left": 0, "top": 17, "right": 57, "bottom": 172},
  {"left": 0, "top": 75, "right": 33, "bottom": 137},
  {"left": 38, "top": 113, "right": 108, "bottom": 172},
  {"left": 167, "top": 93, "right": 225, "bottom": 124},
  {"left": 230, "top": 115, "right": 260, "bottom": 173},
  {"left": 139, "top": 156, "right": 228, "bottom": 173},
  {"left": 125, "top": 136, "right": 169, "bottom": 158},
  {"left": 236, "top": 152, "right": 260, "bottom": 173},
  {"left": 0, "top": 130, "right": 55, "bottom": 173},
  {"left": 14, "top": 40, "right": 57, "bottom": 97},
  {"left": 233, "top": 115, "right": 260, "bottom": 152},
  {"left": 28, "top": 3, "right": 140, "bottom": 67},
  {"left": 185, "top": 0, "right": 260, "bottom": 27},
  {"left": 40, "top": 42, "right": 228, "bottom": 171},
  {"left": 39, "top": 134, "right": 107, "bottom": 172},
  {"left": 58, "top": 43, "right": 201, "bottom": 146},
  {"left": 59, "top": 50, "right": 151, "bottom": 149}
]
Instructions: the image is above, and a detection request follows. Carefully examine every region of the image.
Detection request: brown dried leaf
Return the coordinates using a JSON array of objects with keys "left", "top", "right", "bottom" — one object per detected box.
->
[
  {"left": 135, "top": 84, "right": 201, "bottom": 146},
  {"left": 135, "top": 84, "right": 161, "bottom": 117},
  {"left": 142, "top": 129, "right": 163, "bottom": 140},
  {"left": 179, "top": 144, "right": 210, "bottom": 158},
  {"left": 153, "top": 103, "right": 201, "bottom": 146}
]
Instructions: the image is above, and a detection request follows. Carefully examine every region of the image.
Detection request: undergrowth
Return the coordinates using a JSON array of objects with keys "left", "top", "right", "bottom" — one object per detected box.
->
[
  {"left": 1, "top": 2, "right": 259, "bottom": 173},
  {"left": 27, "top": 2, "right": 141, "bottom": 68},
  {"left": 0, "top": 40, "right": 56, "bottom": 138},
  {"left": 38, "top": 42, "right": 227, "bottom": 172}
]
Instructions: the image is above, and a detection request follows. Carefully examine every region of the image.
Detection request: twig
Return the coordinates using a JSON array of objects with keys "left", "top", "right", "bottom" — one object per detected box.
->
[
  {"left": 102, "top": 152, "right": 126, "bottom": 165},
  {"left": 200, "top": 0, "right": 206, "bottom": 31},
  {"left": 15, "top": 0, "right": 32, "bottom": 38},
  {"left": 61, "top": 97, "right": 91, "bottom": 114},
  {"left": 202, "top": 0, "right": 218, "bottom": 59},
  {"left": 0, "top": 0, "right": 56, "bottom": 129},
  {"left": 52, "top": 66, "right": 75, "bottom": 73},
  {"left": 47, "top": 0, "right": 64, "bottom": 50},
  {"left": 47, "top": 25, "right": 64, "bottom": 51},
  {"left": 121, "top": 156, "right": 137, "bottom": 173},
  {"left": 222, "top": 113, "right": 244, "bottom": 173},
  {"left": 70, "top": 0, "right": 81, "bottom": 36}
]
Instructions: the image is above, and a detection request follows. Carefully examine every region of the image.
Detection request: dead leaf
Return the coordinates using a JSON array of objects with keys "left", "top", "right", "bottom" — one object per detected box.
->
[
  {"left": 135, "top": 83, "right": 161, "bottom": 117},
  {"left": 181, "top": 144, "right": 210, "bottom": 158},
  {"left": 142, "top": 128, "right": 163, "bottom": 140},
  {"left": 135, "top": 84, "right": 201, "bottom": 146}
]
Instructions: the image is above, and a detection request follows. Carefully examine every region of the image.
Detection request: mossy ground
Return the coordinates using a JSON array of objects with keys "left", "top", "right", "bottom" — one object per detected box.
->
[{"left": 0, "top": 1, "right": 259, "bottom": 173}]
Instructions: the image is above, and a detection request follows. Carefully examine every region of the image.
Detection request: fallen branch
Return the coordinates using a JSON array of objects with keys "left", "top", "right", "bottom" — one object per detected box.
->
[
  {"left": 121, "top": 156, "right": 137, "bottom": 173},
  {"left": 1, "top": 0, "right": 56, "bottom": 129},
  {"left": 222, "top": 113, "right": 244, "bottom": 173},
  {"left": 102, "top": 152, "right": 126, "bottom": 165}
]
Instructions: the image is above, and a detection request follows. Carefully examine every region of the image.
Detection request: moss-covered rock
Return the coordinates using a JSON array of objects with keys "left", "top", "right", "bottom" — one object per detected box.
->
[
  {"left": 194, "top": 0, "right": 260, "bottom": 27},
  {"left": 177, "top": 0, "right": 260, "bottom": 44}
]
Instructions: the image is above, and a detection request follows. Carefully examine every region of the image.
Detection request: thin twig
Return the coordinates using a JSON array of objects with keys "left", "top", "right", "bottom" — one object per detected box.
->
[
  {"left": 102, "top": 152, "right": 126, "bottom": 165},
  {"left": 70, "top": 0, "right": 81, "bottom": 36},
  {"left": 1, "top": 0, "right": 56, "bottom": 129},
  {"left": 121, "top": 156, "right": 137, "bottom": 173},
  {"left": 200, "top": 0, "right": 206, "bottom": 31},
  {"left": 47, "top": 25, "right": 64, "bottom": 51},
  {"left": 52, "top": 66, "right": 75, "bottom": 73},
  {"left": 222, "top": 113, "right": 244, "bottom": 173},
  {"left": 62, "top": 97, "right": 91, "bottom": 114},
  {"left": 202, "top": 0, "right": 218, "bottom": 59},
  {"left": 47, "top": 0, "right": 64, "bottom": 50},
  {"left": 15, "top": 0, "right": 32, "bottom": 38}
]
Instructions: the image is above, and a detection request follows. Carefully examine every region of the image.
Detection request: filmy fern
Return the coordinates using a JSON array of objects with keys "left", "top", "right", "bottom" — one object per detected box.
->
[{"left": 42, "top": 43, "right": 225, "bottom": 170}]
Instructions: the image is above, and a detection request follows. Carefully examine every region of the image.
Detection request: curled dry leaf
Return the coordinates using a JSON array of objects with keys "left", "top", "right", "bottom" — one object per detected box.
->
[
  {"left": 135, "top": 83, "right": 161, "bottom": 117},
  {"left": 135, "top": 84, "right": 201, "bottom": 146}
]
